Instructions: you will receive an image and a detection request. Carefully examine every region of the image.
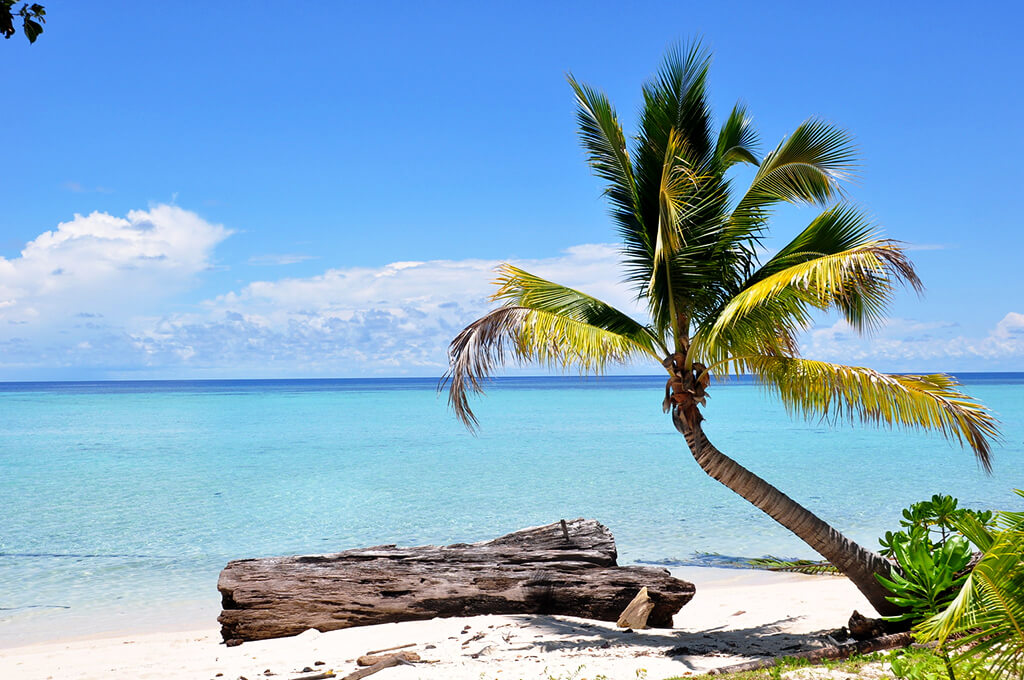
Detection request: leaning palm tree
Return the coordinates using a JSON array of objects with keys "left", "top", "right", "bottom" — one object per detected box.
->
[{"left": 440, "top": 43, "right": 998, "bottom": 615}]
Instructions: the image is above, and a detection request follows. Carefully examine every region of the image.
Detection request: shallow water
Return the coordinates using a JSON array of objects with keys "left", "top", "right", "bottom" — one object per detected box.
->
[{"left": 1, "top": 375, "right": 1021, "bottom": 645}]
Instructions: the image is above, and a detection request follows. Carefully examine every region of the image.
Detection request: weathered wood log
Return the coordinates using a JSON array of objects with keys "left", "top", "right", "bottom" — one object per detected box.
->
[{"left": 219, "top": 518, "right": 695, "bottom": 643}]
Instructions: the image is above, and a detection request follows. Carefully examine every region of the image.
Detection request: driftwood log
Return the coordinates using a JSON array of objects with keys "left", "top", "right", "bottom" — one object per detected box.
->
[{"left": 219, "top": 519, "right": 695, "bottom": 644}]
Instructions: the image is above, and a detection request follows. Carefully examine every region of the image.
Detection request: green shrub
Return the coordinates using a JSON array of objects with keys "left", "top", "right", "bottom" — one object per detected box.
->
[
  {"left": 879, "top": 494, "right": 993, "bottom": 558},
  {"left": 876, "top": 531, "right": 971, "bottom": 623},
  {"left": 877, "top": 495, "right": 986, "bottom": 625},
  {"left": 916, "top": 489, "right": 1024, "bottom": 680}
]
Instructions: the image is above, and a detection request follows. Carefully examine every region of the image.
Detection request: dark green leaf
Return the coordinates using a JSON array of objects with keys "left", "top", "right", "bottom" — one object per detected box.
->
[{"left": 23, "top": 16, "right": 41, "bottom": 42}]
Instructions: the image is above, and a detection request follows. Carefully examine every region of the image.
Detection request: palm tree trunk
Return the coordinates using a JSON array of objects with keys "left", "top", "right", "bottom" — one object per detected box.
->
[{"left": 672, "top": 412, "right": 902, "bottom": 617}]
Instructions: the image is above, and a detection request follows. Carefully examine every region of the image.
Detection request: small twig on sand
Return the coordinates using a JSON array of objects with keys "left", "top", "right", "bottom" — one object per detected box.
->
[
  {"left": 461, "top": 632, "right": 486, "bottom": 647},
  {"left": 706, "top": 631, "right": 913, "bottom": 675}
]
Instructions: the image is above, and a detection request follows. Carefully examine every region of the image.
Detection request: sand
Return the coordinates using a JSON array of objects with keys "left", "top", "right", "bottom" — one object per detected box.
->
[{"left": 0, "top": 567, "right": 880, "bottom": 680}]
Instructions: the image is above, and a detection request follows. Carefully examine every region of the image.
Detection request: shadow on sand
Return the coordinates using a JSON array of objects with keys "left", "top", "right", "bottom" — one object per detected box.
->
[{"left": 513, "top": 615, "right": 837, "bottom": 670}]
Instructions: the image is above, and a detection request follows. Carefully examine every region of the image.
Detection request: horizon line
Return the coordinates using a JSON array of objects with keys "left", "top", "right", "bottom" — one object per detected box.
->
[{"left": 1, "top": 371, "right": 1023, "bottom": 385}]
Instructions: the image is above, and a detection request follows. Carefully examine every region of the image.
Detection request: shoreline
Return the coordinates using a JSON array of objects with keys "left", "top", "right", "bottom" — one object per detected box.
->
[{"left": 0, "top": 566, "right": 878, "bottom": 680}]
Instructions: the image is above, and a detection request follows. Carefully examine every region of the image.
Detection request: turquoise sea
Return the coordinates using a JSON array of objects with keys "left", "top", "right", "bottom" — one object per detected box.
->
[{"left": 1, "top": 375, "right": 1021, "bottom": 647}]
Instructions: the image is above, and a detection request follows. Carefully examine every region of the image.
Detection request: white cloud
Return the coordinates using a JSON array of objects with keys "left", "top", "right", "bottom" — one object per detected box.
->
[
  {"left": 0, "top": 204, "right": 1020, "bottom": 378},
  {"left": 0, "top": 206, "right": 232, "bottom": 375},
  {"left": 801, "top": 313, "right": 1024, "bottom": 370},
  {"left": 125, "top": 243, "right": 639, "bottom": 375},
  {"left": 0, "top": 211, "right": 641, "bottom": 377},
  {"left": 0, "top": 205, "right": 230, "bottom": 326}
]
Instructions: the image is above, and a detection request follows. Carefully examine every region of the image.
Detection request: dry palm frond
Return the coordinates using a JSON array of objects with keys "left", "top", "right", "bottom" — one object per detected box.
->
[
  {"left": 441, "top": 302, "right": 659, "bottom": 430},
  {"left": 749, "top": 357, "right": 998, "bottom": 470}
]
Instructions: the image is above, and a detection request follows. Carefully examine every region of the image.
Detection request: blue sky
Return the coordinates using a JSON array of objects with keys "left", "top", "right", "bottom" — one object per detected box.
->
[{"left": 3, "top": 1, "right": 1023, "bottom": 379}]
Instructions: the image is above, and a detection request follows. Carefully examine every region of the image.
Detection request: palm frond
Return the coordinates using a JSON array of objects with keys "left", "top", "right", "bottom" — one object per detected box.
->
[
  {"left": 716, "top": 102, "right": 759, "bottom": 169},
  {"left": 632, "top": 42, "right": 716, "bottom": 290},
  {"left": 567, "top": 76, "right": 642, "bottom": 232},
  {"left": 652, "top": 128, "right": 692, "bottom": 266},
  {"left": 747, "top": 556, "right": 838, "bottom": 575},
  {"left": 644, "top": 41, "right": 714, "bottom": 164},
  {"left": 749, "top": 357, "right": 998, "bottom": 470},
  {"left": 717, "top": 122, "right": 857, "bottom": 284},
  {"left": 567, "top": 74, "right": 651, "bottom": 291},
  {"left": 753, "top": 204, "right": 878, "bottom": 277},
  {"left": 692, "top": 209, "right": 888, "bottom": 367},
  {"left": 646, "top": 129, "right": 729, "bottom": 331},
  {"left": 492, "top": 264, "right": 666, "bottom": 355},
  {"left": 707, "top": 236, "right": 921, "bottom": 341},
  {"left": 441, "top": 266, "right": 664, "bottom": 430},
  {"left": 747, "top": 205, "right": 921, "bottom": 330},
  {"left": 689, "top": 292, "right": 810, "bottom": 373},
  {"left": 735, "top": 119, "right": 857, "bottom": 218}
]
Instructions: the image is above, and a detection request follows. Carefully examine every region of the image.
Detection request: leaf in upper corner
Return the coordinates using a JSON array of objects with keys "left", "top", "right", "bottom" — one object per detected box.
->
[
  {"left": 0, "top": 8, "right": 14, "bottom": 40},
  {"left": 23, "top": 17, "right": 42, "bottom": 43}
]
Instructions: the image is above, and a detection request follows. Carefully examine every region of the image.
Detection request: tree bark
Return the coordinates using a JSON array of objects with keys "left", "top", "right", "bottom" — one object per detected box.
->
[
  {"left": 672, "top": 413, "right": 901, "bottom": 616},
  {"left": 218, "top": 518, "right": 696, "bottom": 644}
]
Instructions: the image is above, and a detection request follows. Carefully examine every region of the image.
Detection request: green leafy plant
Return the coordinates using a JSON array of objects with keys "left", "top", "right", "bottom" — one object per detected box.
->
[
  {"left": 877, "top": 495, "right": 992, "bottom": 626},
  {"left": 890, "top": 647, "right": 973, "bottom": 680},
  {"left": 876, "top": 496, "right": 983, "bottom": 680},
  {"left": 880, "top": 494, "right": 995, "bottom": 558},
  {"left": 916, "top": 489, "right": 1024, "bottom": 680},
  {"left": 877, "top": 531, "right": 972, "bottom": 623}
]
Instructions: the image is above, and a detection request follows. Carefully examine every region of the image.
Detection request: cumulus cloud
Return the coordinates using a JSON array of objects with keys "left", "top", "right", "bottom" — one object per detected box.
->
[
  {"left": 801, "top": 313, "right": 1024, "bottom": 370},
  {"left": 127, "top": 243, "right": 639, "bottom": 375},
  {"left": 0, "top": 210, "right": 642, "bottom": 377},
  {"left": 0, "top": 205, "right": 230, "bottom": 325},
  {"left": 0, "top": 204, "right": 1020, "bottom": 378},
  {"left": 0, "top": 206, "right": 231, "bottom": 375}
]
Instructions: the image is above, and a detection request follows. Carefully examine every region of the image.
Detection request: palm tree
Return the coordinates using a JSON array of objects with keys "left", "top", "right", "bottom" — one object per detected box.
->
[{"left": 440, "top": 42, "right": 998, "bottom": 616}]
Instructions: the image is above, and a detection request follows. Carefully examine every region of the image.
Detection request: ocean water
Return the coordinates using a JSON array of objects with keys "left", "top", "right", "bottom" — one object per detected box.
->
[{"left": 1, "top": 375, "right": 1021, "bottom": 646}]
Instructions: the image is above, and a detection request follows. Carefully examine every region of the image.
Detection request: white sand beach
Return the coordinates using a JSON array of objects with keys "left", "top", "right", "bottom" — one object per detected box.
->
[{"left": 0, "top": 567, "right": 879, "bottom": 680}]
